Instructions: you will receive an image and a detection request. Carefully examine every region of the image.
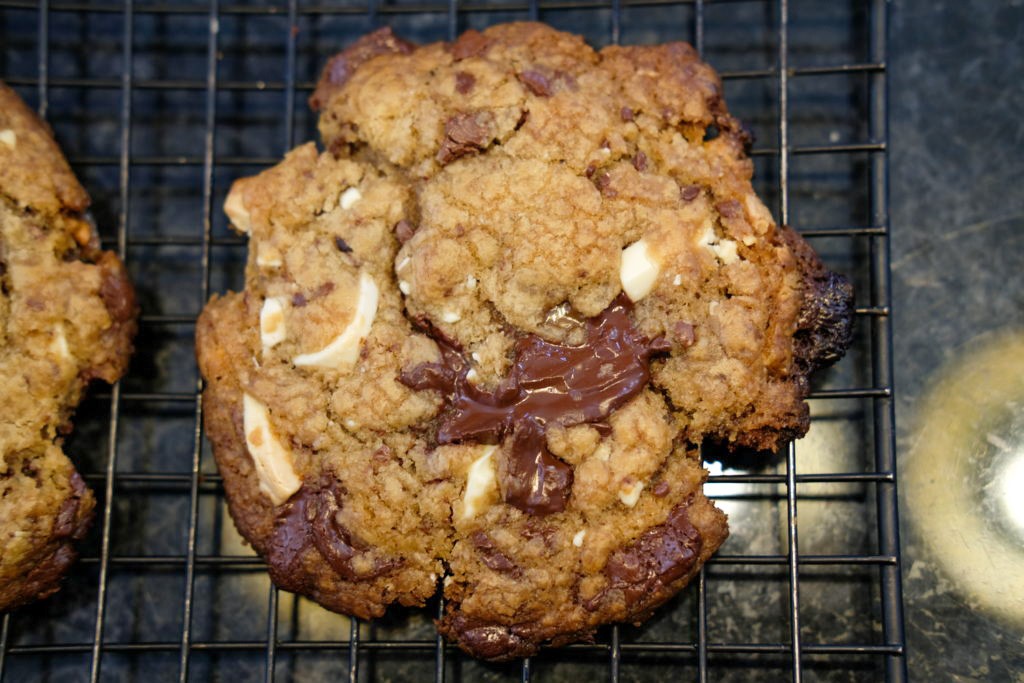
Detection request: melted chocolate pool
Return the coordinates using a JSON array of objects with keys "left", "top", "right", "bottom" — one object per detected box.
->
[{"left": 402, "top": 295, "right": 668, "bottom": 515}]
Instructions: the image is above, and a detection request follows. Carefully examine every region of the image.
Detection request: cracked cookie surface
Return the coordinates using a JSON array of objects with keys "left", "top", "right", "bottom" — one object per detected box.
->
[
  {"left": 0, "top": 82, "right": 137, "bottom": 611},
  {"left": 196, "top": 22, "right": 851, "bottom": 659}
]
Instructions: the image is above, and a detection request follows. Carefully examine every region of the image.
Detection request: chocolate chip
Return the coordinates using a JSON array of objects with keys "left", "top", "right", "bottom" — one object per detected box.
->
[
  {"left": 584, "top": 163, "right": 597, "bottom": 178},
  {"left": 450, "top": 29, "right": 489, "bottom": 61},
  {"left": 437, "top": 112, "right": 493, "bottom": 165},
  {"left": 518, "top": 69, "right": 552, "bottom": 97},
  {"left": 594, "top": 172, "right": 616, "bottom": 197},
  {"left": 652, "top": 481, "right": 670, "bottom": 497},
  {"left": 680, "top": 185, "right": 701, "bottom": 202},
  {"left": 334, "top": 236, "right": 353, "bottom": 253},
  {"left": 291, "top": 292, "right": 308, "bottom": 307},
  {"left": 394, "top": 219, "right": 416, "bottom": 244},
  {"left": 312, "top": 282, "right": 336, "bottom": 299},
  {"left": 98, "top": 258, "right": 136, "bottom": 323},
  {"left": 470, "top": 531, "right": 521, "bottom": 575},
  {"left": 310, "top": 27, "right": 415, "bottom": 110},
  {"left": 632, "top": 151, "right": 648, "bottom": 172},
  {"left": 673, "top": 321, "right": 696, "bottom": 348},
  {"left": 715, "top": 199, "right": 742, "bottom": 219},
  {"left": 455, "top": 71, "right": 475, "bottom": 94},
  {"left": 620, "top": 106, "right": 634, "bottom": 121}
]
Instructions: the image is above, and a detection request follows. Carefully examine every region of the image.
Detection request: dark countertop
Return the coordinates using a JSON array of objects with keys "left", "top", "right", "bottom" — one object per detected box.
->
[{"left": 891, "top": 0, "right": 1024, "bottom": 679}]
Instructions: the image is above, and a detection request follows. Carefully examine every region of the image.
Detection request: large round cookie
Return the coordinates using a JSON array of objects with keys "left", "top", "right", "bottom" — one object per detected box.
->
[
  {"left": 197, "top": 22, "right": 851, "bottom": 659},
  {"left": 0, "top": 83, "right": 137, "bottom": 611}
]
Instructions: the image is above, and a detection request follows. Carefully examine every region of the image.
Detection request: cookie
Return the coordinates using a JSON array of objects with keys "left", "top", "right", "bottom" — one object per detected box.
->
[
  {"left": 0, "top": 83, "right": 138, "bottom": 611},
  {"left": 197, "top": 22, "right": 852, "bottom": 659}
]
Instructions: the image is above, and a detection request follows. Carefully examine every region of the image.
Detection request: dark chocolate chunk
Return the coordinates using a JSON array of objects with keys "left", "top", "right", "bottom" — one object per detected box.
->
[
  {"left": 518, "top": 70, "right": 552, "bottom": 97},
  {"left": 632, "top": 151, "right": 648, "bottom": 172},
  {"left": 401, "top": 296, "right": 668, "bottom": 515},
  {"left": 99, "top": 258, "right": 136, "bottom": 323},
  {"left": 292, "top": 292, "right": 308, "bottom": 307},
  {"left": 334, "top": 236, "right": 353, "bottom": 253},
  {"left": 673, "top": 321, "right": 696, "bottom": 348},
  {"left": 267, "top": 483, "right": 400, "bottom": 583},
  {"left": 652, "top": 480, "right": 671, "bottom": 497},
  {"left": 501, "top": 420, "right": 574, "bottom": 515},
  {"left": 441, "top": 614, "right": 539, "bottom": 660},
  {"left": 53, "top": 471, "right": 88, "bottom": 539},
  {"left": 266, "top": 490, "right": 313, "bottom": 578},
  {"left": 715, "top": 199, "right": 742, "bottom": 219},
  {"left": 311, "top": 281, "right": 335, "bottom": 300},
  {"left": 310, "top": 27, "right": 415, "bottom": 110},
  {"left": 394, "top": 219, "right": 417, "bottom": 244},
  {"left": 450, "top": 29, "right": 490, "bottom": 61},
  {"left": 455, "top": 71, "right": 476, "bottom": 94},
  {"left": 470, "top": 530, "right": 521, "bottom": 575},
  {"left": 590, "top": 503, "right": 702, "bottom": 609},
  {"left": 680, "top": 184, "right": 701, "bottom": 202},
  {"left": 437, "top": 112, "right": 493, "bottom": 165},
  {"left": 620, "top": 106, "right": 634, "bottom": 121}
]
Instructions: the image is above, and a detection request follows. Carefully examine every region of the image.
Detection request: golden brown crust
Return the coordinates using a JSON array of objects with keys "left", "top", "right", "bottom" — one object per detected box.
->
[{"left": 0, "top": 82, "right": 137, "bottom": 611}]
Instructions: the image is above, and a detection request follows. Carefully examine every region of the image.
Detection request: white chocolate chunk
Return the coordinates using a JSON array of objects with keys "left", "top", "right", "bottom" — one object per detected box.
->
[
  {"left": 0, "top": 129, "right": 16, "bottom": 150},
  {"left": 672, "top": 274, "right": 683, "bottom": 286},
  {"left": 398, "top": 280, "right": 411, "bottom": 296},
  {"left": 339, "top": 186, "right": 362, "bottom": 210},
  {"left": 441, "top": 310, "right": 461, "bottom": 323},
  {"left": 618, "top": 480, "right": 645, "bottom": 507},
  {"left": 260, "top": 297, "right": 288, "bottom": 350},
  {"left": 712, "top": 239, "right": 739, "bottom": 264},
  {"left": 465, "top": 368, "right": 480, "bottom": 384},
  {"left": 293, "top": 271, "right": 379, "bottom": 369},
  {"left": 466, "top": 275, "right": 477, "bottom": 289},
  {"left": 256, "top": 244, "right": 283, "bottom": 269},
  {"left": 698, "top": 224, "right": 740, "bottom": 264},
  {"left": 260, "top": 297, "right": 287, "bottom": 348},
  {"left": 224, "top": 189, "right": 252, "bottom": 234},
  {"left": 50, "top": 326, "right": 70, "bottom": 360},
  {"left": 242, "top": 393, "right": 302, "bottom": 505},
  {"left": 462, "top": 445, "right": 499, "bottom": 520},
  {"left": 698, "top": 224, "right": 717, "bottom": 248},
  {"left": 572, "top": 530, "right": 586, "bottom": 547},
  {"left": 620, "top": 239, "right": 660, "bottom": 302}
]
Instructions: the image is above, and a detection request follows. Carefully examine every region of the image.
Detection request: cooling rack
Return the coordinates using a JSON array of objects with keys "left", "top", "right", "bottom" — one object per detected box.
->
[{"left": 0, "top": 1, "right": 905, "bottom": 680}]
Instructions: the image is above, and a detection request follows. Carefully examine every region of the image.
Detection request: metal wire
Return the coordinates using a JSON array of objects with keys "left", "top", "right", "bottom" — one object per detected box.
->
[{"left": 0, "top": 1, "right": 906, "bottom": 681}]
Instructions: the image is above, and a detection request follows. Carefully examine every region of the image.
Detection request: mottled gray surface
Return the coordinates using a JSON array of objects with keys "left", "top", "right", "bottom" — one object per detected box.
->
[
  {"left": 4, "top": 0, "right": 1013, "bottom": 680},
  {"left": 890, "top": 1, "right": 1024, "bottom": 681}
]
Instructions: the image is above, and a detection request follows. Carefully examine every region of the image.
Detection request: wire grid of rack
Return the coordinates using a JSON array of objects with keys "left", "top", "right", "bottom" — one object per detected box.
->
[{"left": 0, "top": 0, "right": 905, "bottom": 681}]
